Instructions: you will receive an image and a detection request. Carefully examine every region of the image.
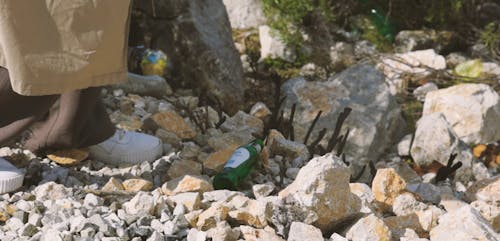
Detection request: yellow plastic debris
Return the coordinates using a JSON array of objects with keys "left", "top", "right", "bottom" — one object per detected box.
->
[{"left": 454, "top": 59, "right": 483, "bottom": 78}]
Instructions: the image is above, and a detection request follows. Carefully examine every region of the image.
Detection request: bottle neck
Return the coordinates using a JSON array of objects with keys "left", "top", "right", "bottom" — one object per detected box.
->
[
  {"left": 252, "top": 143, "right": 262, "bottom": 153},
  {"left": 249, "top": 139, "right": 264, "bottom": 153}
]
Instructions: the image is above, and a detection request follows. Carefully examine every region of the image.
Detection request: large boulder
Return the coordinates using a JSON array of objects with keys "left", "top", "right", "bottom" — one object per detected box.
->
[
  {"left": 410, "top": 113, "right": 473, "bottom": 183},
  {"left": 281, "top": 64, "right": 405, "bottom": 170},
  {"left": 278, "top": 153, "right": 361, "bottom": 233},
  {"left": 430, "top": 206, "right": 499, "bottom": 241},
  {"left": 131, "top": 0, "right": 245, "bottom": 114},
  {"left": 222, "top": 0, "right": 267, "bottom": 29},
  {"left": 422, "top": 83, "right": 500, "bottom": 144}
]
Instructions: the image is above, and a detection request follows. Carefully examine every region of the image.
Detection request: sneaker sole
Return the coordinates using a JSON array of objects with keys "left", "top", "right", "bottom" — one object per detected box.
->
[
  {"left": 91, "top": 141, "right": 163, "bottom": 166},
  {"left": 0, "top": 172, "right": 24, "bottom": 194}
]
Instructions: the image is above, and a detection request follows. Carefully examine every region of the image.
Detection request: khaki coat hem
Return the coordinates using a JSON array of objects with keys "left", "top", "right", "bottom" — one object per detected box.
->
[
  {"left": 11, "top": 70, "right": 127, "bottom": 96},
  {"left": 0, "top": 0, "right": 132, "bottom": 95}
]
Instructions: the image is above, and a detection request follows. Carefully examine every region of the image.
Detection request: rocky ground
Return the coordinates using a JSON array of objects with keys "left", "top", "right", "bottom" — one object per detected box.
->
[{"left": 1, "top": 1, "right": 500, "bottom": 241}]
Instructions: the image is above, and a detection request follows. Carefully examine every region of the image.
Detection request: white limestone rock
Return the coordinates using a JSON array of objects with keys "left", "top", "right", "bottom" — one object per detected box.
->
[
  {"left": 392, "top": 193, "right": 444, "bottom": 232},
  {"left": 83, "top": 193, "right": 104, "bottom": 207},
  {"left": 410, "top": 113, "right": 473, "bottom": 183},
  {"left": 287, "top": 222, "right": 323, "bottom": 241},
  {"left": 413, "top": 82, "right": 438, "bottom": 102},
  {"left": 465, "top": 176, "right": 500, "bottom": 203},
  {"left": 252, "top": 182, "right": 276, "bottom": 199},
  {"left": 422, "top": 83, "right": 500, "bottom": 144},
  {"left": 33, "top": 182, "right": 71, "bottom": 201},
  {"left": 371, "top": 165, "right": 421, "bottom": 211},
  {"left": 222, "top": 0, "right": 267, "bottom": 29},
  {"left": 259, "top": 25, "right": 295, "bottom": 62},
  {"left": 279, "top": 153, "right": 361, "bottom": 232},
  {"left": 187, "top": 228, "right": 207, "bottom": 241},
  {"left": 330, "top": 233, "right": 348, "bottom": 241},
  {"left": 168, "top": 192, "right": 201, "bottom": 211},
  {"left": 483, "top": 62, "right": 500, "bottom": 76},
  {"left": 400, "top": 228, "right": 429, "bottom": 241},
  {"left": 430, "top": 205, "right": 499, "bottom": 241},
  {"left": 220, "top": 110, "right": 264, "bottom": 136},
  {"left": 350, "top": 183, "right": 376, "bottom": 214},
  {"left": 471, "top": 200, "right": 500, "bottom": 231},
  {"left": 280, "top": 64, "right": 405, "bottom": 175},
  {"left": 397, "top": 134, "right": 413, "bottom": 156},
  {"left": 206, "top": 221, "right": 240, "bottom": 241},
  {"left": 122, "top": 192, "right": 155, "bottom": 216},
  {"left": 240, "top": 225, "right": 285, "bottom": 241},
  {"left": 250, "top": 102, "right": 272, "bottom": 121},
  {"left": 378, "top": 49, "right": 446, "bottom": 95}
]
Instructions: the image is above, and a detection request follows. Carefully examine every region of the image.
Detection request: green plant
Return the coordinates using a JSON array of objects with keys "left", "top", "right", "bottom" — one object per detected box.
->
[
  {"left": 242, "top": 29, "right": 262, "bottom": 73},
  {"left": 367, "top": 0, "right": 469, "bottom": 30},
  {"left": 423, "top": 0, "right": 465, "bottom": 27},
  {"left": 261, "top": 0, "right": 311, "bottom": 49},
  {"left": 261, "top": 0, "right": 339, "bottom": 51},
  {"left": 263, "top": 57, "right": 303, "bottom": 80},
  {"left": 480, "top": 22, "right": 500, "bottom": 58},
  {"left": 351, "top": 15, "right": 393, "bottom": 51}
]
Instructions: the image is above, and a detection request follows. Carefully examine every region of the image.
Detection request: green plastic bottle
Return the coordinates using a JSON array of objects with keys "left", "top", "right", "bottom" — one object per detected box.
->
[{"left": 213, "top": 139, "right": 264, "bottom": 190}]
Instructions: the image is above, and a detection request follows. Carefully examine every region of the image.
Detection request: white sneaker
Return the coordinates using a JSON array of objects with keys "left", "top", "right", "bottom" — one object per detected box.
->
[
  {"left": 0, "top": 157, "right": 24, "bottom": 194},
  {"left": 88, "top": 129, "right": 163, "bottom": 166}
]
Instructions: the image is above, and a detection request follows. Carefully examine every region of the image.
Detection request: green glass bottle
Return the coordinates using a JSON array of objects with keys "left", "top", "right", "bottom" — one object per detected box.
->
[
  {"left": 213, "top": 139, "right": 264, "bottom": 190},
  {"left": 358, "top": 0, "right": 396, "bottom": 42},
  {"left": 368, "top": 8, "right": 395, "bottom": 42}
]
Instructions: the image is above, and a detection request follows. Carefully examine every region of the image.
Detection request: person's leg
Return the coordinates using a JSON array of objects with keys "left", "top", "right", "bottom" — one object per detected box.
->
[
  {"left": 2, "top": 65, "right": 163, "bottom": 163},
  {"left": 0, "top": 67, "right": 59, "bottom": 193},
  {"left": 25, "top": 79, "right": 164, "bottom": 166},
  {"left": 23, "top": 87, "right": 116, "bottom": 153},
  {"left": 0, "top": 66, "right": 163, "bottom": 193},
  {"left": 0, "top": 67, "right": 58, "bottom": 146},
  {"left": 0, "top": 67, "right": 116, "bottom": 153},
  {"left": 0, "top": 66, "right": 115, "bottom": 194}
]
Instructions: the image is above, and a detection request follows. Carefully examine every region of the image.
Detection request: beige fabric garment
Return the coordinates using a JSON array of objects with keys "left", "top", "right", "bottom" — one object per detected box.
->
[{"left": 0, "top": 0, "right": 131, "bottom": 96}]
